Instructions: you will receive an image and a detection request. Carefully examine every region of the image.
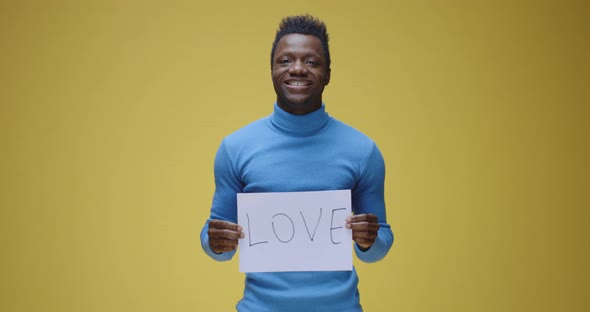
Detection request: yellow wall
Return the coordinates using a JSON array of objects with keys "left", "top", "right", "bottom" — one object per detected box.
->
[{"left": 1, "top": 1, "right": 588, "bottom": 311}]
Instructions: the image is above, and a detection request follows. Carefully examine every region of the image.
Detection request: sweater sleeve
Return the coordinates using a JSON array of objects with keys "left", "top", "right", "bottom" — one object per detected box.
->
[
  {"left": 352, "top": 143, "right": 394, "bottom": 263},
  {"left": 200, "top": 139, "right": 244, "bottom": 261}
]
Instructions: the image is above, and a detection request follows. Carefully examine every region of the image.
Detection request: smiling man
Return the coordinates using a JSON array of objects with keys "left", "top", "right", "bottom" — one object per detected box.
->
[
  {"left": 200, "top": 15, "right": 394, "bottom": 311},
  {"left": 272, "top": 31, "right": 330, "bottom": 115}
]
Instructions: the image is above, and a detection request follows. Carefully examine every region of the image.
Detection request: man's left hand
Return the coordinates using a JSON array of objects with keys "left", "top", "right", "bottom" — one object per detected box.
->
[{"left": 345, "top": 214, "right": 380, "bottom": 250}]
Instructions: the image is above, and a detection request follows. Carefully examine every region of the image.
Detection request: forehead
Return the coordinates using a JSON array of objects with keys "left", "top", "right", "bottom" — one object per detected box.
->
[{"left": 275, "top": 34, "right": 324, "bottom": 58}]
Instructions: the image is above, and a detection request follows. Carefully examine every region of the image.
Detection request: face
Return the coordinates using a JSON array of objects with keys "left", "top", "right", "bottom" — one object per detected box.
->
[{"left": 272, "top": 34, "right": 331, "bottom": 115}]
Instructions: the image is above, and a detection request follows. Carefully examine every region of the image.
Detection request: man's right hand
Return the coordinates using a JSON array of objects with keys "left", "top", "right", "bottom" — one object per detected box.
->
[{"left": 208, "top": 219, "right": 245, "bottom": 253}]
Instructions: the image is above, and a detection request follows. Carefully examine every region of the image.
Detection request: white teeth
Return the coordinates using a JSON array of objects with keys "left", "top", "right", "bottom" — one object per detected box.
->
[{"left": 288, "top": 81, "right": 309, "bottom": 86}]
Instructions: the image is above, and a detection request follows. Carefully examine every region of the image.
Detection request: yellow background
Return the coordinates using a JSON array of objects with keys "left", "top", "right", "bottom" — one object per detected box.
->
[{"left": 1, "top": 0, "right": 588, "bottom": 311}]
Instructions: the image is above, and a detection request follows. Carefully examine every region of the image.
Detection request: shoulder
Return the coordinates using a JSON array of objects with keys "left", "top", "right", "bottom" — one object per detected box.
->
[
  {"left": 322, "top": 117, "right": 383, "bottom": 173},
  {"left": 327, "top": 118, "right": 377, "bottom": 152},
  {"left": 222, "top": 116, "right": 271, "bottom": 147},
  {"left": 218, "top": 116, "right": 279, "bottom": 163}
]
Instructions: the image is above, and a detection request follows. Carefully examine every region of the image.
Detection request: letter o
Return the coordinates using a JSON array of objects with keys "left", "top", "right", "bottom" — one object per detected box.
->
[{"left": 271, "top": 213, "right": 295, "bottom": 243}]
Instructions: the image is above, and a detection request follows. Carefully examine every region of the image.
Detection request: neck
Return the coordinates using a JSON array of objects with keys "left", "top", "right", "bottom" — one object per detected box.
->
[
  {"left": 269, "top": 102, "right": 330, "bottom": 136},
  {"left": 276, "top": 100, "right": 323, "bottom": 115}
]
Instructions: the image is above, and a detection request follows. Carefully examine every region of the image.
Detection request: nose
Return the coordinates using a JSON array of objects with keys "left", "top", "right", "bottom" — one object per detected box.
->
[{"left": 288, "top": 60, "right": 308, "bottom": 76}]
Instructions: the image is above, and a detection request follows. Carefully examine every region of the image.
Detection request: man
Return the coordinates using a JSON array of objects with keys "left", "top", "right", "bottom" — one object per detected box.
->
[{"left": 200, "top": 14, "right": 394, "bottom": 311}]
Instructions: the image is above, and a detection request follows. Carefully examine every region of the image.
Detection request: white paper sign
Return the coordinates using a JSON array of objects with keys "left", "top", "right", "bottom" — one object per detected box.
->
[{"left": 237, "top": 189, "right": 352, "bottom": 273}]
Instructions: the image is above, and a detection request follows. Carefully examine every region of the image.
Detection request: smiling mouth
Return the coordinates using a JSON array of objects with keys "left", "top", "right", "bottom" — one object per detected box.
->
[{"left": 285, "top": 80, "right": 312, "bottom": 86}]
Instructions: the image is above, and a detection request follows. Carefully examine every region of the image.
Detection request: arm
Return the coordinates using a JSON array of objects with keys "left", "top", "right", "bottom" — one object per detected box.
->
[
  {"left": 200, "top": 140, "right": 244, "bottom": 261},
  {"left": 349, "top": 143, "right": 394, "bottom": 263}
]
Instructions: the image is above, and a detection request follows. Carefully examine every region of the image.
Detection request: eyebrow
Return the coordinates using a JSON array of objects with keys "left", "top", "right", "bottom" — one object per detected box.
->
[{"left": 275, "top": 51, "right": 322, "bottom": 59}]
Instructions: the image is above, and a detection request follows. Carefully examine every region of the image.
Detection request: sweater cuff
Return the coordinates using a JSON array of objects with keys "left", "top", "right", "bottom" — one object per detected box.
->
[
  {"left": 200, "top": 220, "right": 236, "bottom": 261},
  {"left": 354, "top": 224, "right": 394, "bottom": 263}
]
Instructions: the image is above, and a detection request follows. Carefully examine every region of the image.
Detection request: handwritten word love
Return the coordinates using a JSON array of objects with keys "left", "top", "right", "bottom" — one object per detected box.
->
[{"left": 246, "top": 208, "right": 347, "bottom": 247}]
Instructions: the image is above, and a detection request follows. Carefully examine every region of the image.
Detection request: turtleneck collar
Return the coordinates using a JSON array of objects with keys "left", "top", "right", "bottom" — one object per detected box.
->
[{"left": 269, "top": 102, "right": 331, "bottom": 136}]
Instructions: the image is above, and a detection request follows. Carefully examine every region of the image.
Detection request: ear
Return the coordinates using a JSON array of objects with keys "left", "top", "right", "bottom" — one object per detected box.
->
[{"left": 325, "top": 68, "right": 331, "bottom": 86}]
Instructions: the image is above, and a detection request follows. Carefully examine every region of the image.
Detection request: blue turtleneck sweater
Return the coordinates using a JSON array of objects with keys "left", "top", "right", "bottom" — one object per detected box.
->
[{"left": 201, "top": 103, "right": 394, "bottom": 312}]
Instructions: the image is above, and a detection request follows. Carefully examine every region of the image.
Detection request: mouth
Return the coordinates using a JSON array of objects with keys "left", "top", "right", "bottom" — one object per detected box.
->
[{"left": 284, "top": 79, "right": 312, "bottom": 87}]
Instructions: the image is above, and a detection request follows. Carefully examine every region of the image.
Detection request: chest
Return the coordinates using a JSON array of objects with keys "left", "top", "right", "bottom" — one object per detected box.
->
[{"left": 239, "top": 139, "right": 359, "bottom": 193}]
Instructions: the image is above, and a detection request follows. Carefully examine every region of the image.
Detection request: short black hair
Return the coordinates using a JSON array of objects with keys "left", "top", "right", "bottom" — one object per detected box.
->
[{"left": 270, "top": 14, "right": 331, "bottom": 69}]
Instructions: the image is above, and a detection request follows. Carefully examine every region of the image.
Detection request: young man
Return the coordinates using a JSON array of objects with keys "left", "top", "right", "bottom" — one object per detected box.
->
[{"left": 201, "top": 15, "right": 394, "bottom": 311}]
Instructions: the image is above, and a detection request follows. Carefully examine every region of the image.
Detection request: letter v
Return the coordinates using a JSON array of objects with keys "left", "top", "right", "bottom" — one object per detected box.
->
[{"left": 300, "top": 208, "right": 322, "bottom": 242}]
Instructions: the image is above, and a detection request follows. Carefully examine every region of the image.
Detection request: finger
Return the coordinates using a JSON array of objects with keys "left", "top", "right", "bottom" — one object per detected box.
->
[
  {"left": 209, "top": 228, "right": 243, "bottom": 240},
  {"left": 211, "top": 245, "right": 237, "bottom": 253},
  {"left": 219, "top": 246, "right": 237, "bottom": 252},
  {"left": 209, "top": 219, "right": 243, "bottom": 232},
  {"left": 209, "top": 237, "right": 239, "bottom": 253},
  {"left": 209, "top": 238, "right": 239, "bottom": 247},
  {"left": 352, "top": 231, "right": 378, "bottom": 240},
  {"left": 354, "top": 238, "right": 375, "bottom": 248},
  {"left": 347, "top": 222, "right": 380, "bottom": 232},
  {"left": 349, "top": 214, "right": 378, "bottom": 223}
]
